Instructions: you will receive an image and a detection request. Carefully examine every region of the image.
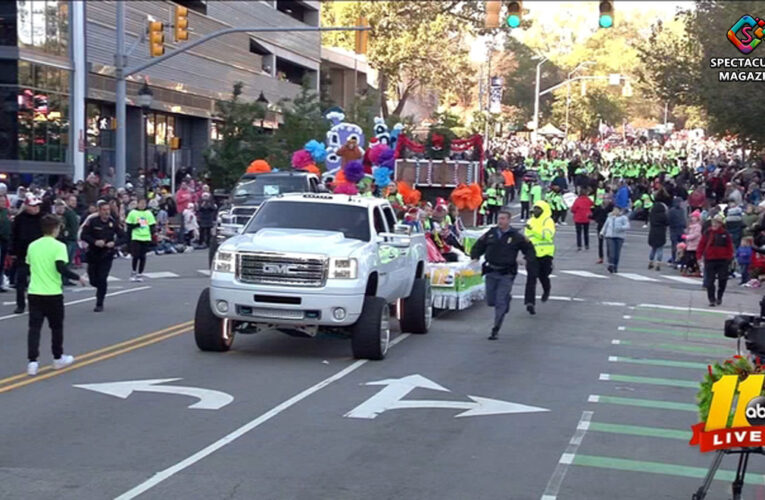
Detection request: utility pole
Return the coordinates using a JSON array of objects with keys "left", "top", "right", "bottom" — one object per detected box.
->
[
  {"left": 113, "top": 18, "right": 368, "bottom": 188},
  {"left": 484, "top": 43, "right": 492, "bottom": 148},
  {"left": 531, "top": 56, "right": 547, "bottom": 144},
  {"left": 564, "top": 61, "right": 595, "bottom": 140}
]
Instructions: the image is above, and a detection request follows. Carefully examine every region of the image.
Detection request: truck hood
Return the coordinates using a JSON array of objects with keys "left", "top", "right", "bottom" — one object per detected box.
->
[{"left": 222, "top": 228, "right": 368, "bottom": 257}]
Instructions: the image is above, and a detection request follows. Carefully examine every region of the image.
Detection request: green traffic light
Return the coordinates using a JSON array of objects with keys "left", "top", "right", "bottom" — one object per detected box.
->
[
  {"left": 599, "top": 14, "right": 613, "bottom": 28},
  {"left": 507, "top": 14, "right": 521, "bottom": 28}
]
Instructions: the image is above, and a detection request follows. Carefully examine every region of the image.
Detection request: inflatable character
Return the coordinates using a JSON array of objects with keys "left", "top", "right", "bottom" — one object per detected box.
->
[
  {"left": 373, "top": 116, "right": 390, "bottom": 146},
  {"left": 324, "top": 106, "right": 365, "bottom": 174}
]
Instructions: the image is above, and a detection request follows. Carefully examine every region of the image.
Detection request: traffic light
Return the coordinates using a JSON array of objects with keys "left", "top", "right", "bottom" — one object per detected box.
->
[
  {"left": 506, "top": 1, "right": 522, "bottom": 28},
  {"left": 354, "top": 17, "right": 369, "bottom": 54},
  {"left": 485, "top": 0, "right": 501, "bottom": 28},
  {"left": 148, "top": 21, "right": 165, "bottom": 57},
  {"left": 174, "top": 5, "right": 189, "bottom": 42},
  {"left": 599, "top": 1, "right": 614, "bottom": 28}
]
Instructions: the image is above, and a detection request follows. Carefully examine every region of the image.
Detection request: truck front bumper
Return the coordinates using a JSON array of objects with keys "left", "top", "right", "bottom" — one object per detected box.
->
[{"left": 209, "top": 282, "right": 365, "bottom": 328}]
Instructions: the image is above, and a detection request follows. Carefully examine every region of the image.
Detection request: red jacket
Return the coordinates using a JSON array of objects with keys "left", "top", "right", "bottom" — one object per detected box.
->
[
  {"left": 570, "top": 196, "right": 594, "bottom": 224},
  {"left": 697, "top": 226, "right": 734, "bottom": 261}
]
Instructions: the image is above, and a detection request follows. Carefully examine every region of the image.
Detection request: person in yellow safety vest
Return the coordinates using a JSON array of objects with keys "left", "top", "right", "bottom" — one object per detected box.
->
[
  {"left": 479, "top": 199, "right": 490, "bottom": 226},
  {"left": 485, "top": 183, "right": 501, "bottom": 225},
  {"left": 523, "top": 200, "right": 556, "bottom": 315}
]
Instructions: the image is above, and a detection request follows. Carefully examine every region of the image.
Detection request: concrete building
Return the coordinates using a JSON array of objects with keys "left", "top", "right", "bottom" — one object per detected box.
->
[
  {"left": 320, "top": 46, "right": 375, "bottom": 111},
  {"left": 0, "top": 0, "right": 321, "bottom": 184}
]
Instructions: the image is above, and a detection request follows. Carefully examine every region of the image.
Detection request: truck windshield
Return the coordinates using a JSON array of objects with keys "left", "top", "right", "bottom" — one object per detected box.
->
[
  {"left": 246, "top": 201, "right": 370, "bottom": 241},
  {"left": 232, "top": 176, "right": 308, "bottom": 202}
]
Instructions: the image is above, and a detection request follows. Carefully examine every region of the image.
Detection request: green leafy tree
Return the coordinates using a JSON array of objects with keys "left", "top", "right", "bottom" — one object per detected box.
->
[
  {"left": 203, "top": 82, "right": 268, "bottom": 189},
  {"left": 272, "top": 75, "right": 329, "bottom": 168}
]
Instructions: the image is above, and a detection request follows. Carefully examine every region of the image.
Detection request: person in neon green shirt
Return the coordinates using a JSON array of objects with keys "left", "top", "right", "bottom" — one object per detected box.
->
[
  {"left": 125, "top": 198, "right": 156, "bottom": 282},
  {"left": 25, "top": 214, "right": 86, "bottom": 376}
]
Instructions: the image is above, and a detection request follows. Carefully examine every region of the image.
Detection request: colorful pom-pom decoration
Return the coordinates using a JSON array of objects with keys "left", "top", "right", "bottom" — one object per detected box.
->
[
  {"left": 343, "top": 160, "right": 365, "bottom": 183},
  {"left": 291, "top": 149, "right": 313, "bottom": 170},
  {"left": 247, "top": 159, "right": 271, "bottom": 173}
]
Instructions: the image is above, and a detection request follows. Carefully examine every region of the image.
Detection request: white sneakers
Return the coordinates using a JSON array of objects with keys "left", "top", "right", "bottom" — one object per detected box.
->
[
  {"left": 53, "top": 355, "right": 74, "bottom": 370},
  {"left": 26, "top": 355, "right": 75, "bottom": 376}
]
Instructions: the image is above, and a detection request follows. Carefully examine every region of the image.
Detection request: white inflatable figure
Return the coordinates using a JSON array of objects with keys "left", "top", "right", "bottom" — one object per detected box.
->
[
  {"left": 389, "top": 122, "right": 404, "bottom": 150},
  {"left": 373, "top": 116, "right": 390, "bottom": 146},
  {"left": 323, "top": 106, "right": 366, "bottom": 180}
]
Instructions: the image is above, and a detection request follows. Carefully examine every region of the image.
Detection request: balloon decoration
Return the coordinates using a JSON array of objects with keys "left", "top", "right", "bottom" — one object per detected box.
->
[
  {"left": 291, "top": 149, "right": 313, "bottom": 170},
  {"left": 247, "top": 159, "right": 271, "bottom": 173},
  {"left": 450, "top": 183, "right": 483, "bottom": 211},
  {"left": 304, "top": 140, "right": 327, "bottom": 164},
  {"left": 343, "top": 160, "right": 365, "bottom": 184},
  {"left": 373, "top": 167, "right": 393, "bottom": 188},
  {"left": 397, "top": 181, "right": 421, "bottom": 206},
  {"left": 334, "top": 182, "right": 358, "bottom": 195}
]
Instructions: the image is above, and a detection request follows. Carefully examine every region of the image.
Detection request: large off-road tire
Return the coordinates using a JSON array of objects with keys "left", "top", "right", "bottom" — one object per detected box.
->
[
  {"left": 351, "top": 297, "right": 390, "bottom": 360},
  {"left": 399, "top": 278, "right": 432, "bottom": 334},
  {"left": 194, "top": 288, "right": 235, "bottom": 352}
]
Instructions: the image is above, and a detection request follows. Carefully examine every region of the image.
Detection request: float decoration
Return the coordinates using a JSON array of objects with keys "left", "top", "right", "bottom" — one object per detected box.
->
[
  {"left": 450, "top": 183, "right": 483, "bottom": 211},
  {"left": 397, "top": 181, "right": 421, "bottom": 206},
  {"left": 247, "top": 159, "right": 271, "bottom": 173}
]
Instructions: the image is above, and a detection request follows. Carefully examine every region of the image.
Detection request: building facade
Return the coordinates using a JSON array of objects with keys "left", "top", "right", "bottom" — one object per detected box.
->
[{"left": 0, "top": 0, "right": 321, "bottom": 185}]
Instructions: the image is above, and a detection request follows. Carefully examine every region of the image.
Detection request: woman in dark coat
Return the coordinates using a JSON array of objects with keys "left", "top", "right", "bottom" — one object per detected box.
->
[{"left": 648, "top": 194, "right": 669, "bottom": 271}]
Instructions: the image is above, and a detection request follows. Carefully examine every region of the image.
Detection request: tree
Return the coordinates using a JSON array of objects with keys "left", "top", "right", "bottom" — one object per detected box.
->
[
  {"left": 321, "top": 1, "right": 481, "bottom": 118},
  {"left": 203, "top": 82, "right": 269, "bottom": 189},
  {"left": 273, "top": 75, "right": 329, "bottom": 168}
]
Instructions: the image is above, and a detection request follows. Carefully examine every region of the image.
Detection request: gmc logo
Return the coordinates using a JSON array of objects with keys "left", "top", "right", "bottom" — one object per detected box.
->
[{"left": 262, "top": 263, "right": 291, "bottom": 275}]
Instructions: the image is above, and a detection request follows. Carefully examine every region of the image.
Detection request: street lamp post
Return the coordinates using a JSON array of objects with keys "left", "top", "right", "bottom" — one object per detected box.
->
[
  {"left": 137, "top": 80, "right": 153, "bottom": 176},
  {"left": 565, "top": 61, "right": 595, "bottom": 140},
  {"left": 256, "top": 91, "right": 269, "bottom": 130},
  {"left": 531, "top": 56, "right": 548, "bottom": 145}
]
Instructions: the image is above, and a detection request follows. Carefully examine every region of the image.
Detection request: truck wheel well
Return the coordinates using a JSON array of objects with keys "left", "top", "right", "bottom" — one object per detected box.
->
[
  {"left": 365, "top": 273, "right": 378, "bottom": 296},
  {"left": 415, "top": 261, "right": 425, "bottom": 279}
]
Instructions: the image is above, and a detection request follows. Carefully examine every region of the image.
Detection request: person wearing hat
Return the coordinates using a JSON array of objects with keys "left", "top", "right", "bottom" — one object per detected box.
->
[
  {"left": 523, "top": 200, "right": 556, "bottom": 315},
  {"left": 697, "top": 214, "right": 735, "bottom": 307},
  {"left": 25, "top": 214, "right": 86, "bottom": 375},
  {"left": 80, "top": 200, "right": 124, "bottom": 312},
  {"left": 10, "top": 195, "right": 43, "bottom": 313}
]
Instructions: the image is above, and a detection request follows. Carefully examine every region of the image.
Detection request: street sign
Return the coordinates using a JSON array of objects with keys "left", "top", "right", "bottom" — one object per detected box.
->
[
  {"left": 344, "top": 374, "right": 549, "bottom": 419},
  {"left": 74, "top": 378, "right": 234, "bottom": 410}
]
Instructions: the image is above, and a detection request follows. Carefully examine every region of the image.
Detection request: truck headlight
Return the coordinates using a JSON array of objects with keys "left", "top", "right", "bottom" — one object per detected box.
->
[
  {"left": 329, "top": 258, "right": 357, "bottom": 279},
  {"left": 213, "top": 251, "right": 235, "bottom": 273}
]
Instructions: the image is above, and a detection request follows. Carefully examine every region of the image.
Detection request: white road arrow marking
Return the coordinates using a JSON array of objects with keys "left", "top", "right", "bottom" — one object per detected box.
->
[
  {"left": 74, "top": 378, "right": 234, "bottom": 410},
  {"left": 345, "top": 374, "right": 548, "bottom": 419}
]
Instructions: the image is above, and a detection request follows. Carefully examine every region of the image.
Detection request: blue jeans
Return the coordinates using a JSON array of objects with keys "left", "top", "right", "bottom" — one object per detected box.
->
[
  {"left": 606, "top": 238, "right": 624, "bottom": 272},
  {"left": 485, "top": 271, "right": 515, "bottom": 330},
  {"left": 649, "top": 246, "right": 664, "bottom": 263}
]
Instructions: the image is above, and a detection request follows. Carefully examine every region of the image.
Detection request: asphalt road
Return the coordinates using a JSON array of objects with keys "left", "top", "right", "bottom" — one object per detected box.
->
[{"left": 0, "top": 220, "right": 762, "bottom": 500}]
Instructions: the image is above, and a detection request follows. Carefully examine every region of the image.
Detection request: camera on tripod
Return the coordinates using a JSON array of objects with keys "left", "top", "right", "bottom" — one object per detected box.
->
[{"left": 724, "top": 296, "right": 765, "bottom": 358}]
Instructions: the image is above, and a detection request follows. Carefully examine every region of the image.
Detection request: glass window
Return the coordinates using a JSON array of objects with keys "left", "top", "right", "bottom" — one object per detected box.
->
[
  {"left": 17, "top": 60, "right": 31, "bottom": 87},
  {"left": 247, "top": 202, "right": 371, "bottom": 242},
  {"left": 155, "top": 114, "right": 166, "bottom": 145},
  {"left": 31, "top": 1, "right": 45, "bottom": 48},
  {"left": 383, "top": 207, "right": 397, "bottom": 230},
  {"left": 167, "top": 115, "right": 175, "bottom": 141},
  {"left": 17, "top": 109, "right": 32, "bottom": 160},
  {"left": 17, "top": 1, "right": 69, "bottom": 56},
  {"left": 146, "top": 113, "right": 155, "bottom": 145},
  {"left": 17, "top": 1, "right": 32, "bottom": 47},
  {"left": 373, "top": 208, "right": 387, "bottom": 234}
]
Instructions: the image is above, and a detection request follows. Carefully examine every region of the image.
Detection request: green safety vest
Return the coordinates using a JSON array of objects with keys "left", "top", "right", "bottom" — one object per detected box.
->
[
  {"left": 486, "top": 187, "right": 501, "bottom": 206},
  {"left": 520, "top": 183, "right": 531, "bottom": 202},
  {"left": 641, "top": 193, "right": 653, "bottom": 209},
  {"left": 530, "top": 185, "right": 542, "bottom": 204}
]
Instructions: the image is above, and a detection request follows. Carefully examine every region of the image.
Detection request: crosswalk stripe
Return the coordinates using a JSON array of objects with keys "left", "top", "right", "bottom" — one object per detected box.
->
[
  {"left": 107, "top": 276, "right": 121, "bottom": 282},
  {"left": 587, "top": 421, "right": 691, "bottom": 440},
  {"left": 611, "top": 338, "right": 731, "bottom": 355},
  {"left": 624, "top": 326, "right": 720, "bottom": 340},
  {"left": 618, "top": 273, "right": 660, "bottom": 282},
  {"left": 587, "top": 394, "right": 696, "bottom": 412},
  {"left": 607, "top": 356, "right": 708, "bottom": 370},
  {"left": 663, "top": 275, "right": 703, "bottom": 285},
  {"left": 141, "top": 271, "right": 180, "bottom": 279},
  {"left": 599, "top": 372, "right": 698, "bottom": 388},
  {"left": 572, "top": 454, "right": 765, "bottom": 484},
  {"left": 561, "top": 270, "right": 608, "bottom": 279}
]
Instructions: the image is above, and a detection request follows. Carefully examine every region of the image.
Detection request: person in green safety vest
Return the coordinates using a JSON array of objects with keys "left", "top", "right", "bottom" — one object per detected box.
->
[
  {"left": 485, "top": 183, "right": 501, "bottom": 225},
  {"left": 530, "top": 182, "right": 543, "bottom": 209},
  {"left": 479, "top": 199, "right": 489, "bottom": 226},
  {"left": 523, "top": 200, "right": 556, "bottom": 315},
  {"left": 519, "top": 179, "right": 532, "bottom": 221}
]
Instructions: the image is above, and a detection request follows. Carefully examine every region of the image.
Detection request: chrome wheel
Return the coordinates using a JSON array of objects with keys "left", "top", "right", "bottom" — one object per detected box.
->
[{"left": 380, "top": 305, "right": 391, "bottom": 355}]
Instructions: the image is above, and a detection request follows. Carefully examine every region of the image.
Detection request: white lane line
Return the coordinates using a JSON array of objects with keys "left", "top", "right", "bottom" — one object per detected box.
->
[
  {"left": 141, "top": 271, "right": 180, "bottom": 279},
  {"left": 636, "top": 303, "right": 758, "bottom": 316},
  {"left": 617, "top": 326, "right": 626, "bottom": 331},
  {"left": 116, "top": 333, "right": 412, "bottom": 500},
  {"left": 560, "top": 270, "right": 608, "bottom": 279},
  {"left": 197, "top": 269, "right": 211, "bottom": 276},
  {"left": 107, "top": 275, "right": 121, "bottom": 282},
  {"left": 622, "top": 315, "right": 632, "bottom": 319},
  {"left": 611, "top": 339, "right": 621, "bottom": 345},
  {"left": 618, "top": 273, "right": 659, "bottom": 282},
  {"left": 0, "top": 286, "right": 151, "bottom": 321},
  {"left": 608, "top": 356, "right": 618, "bottom": 362},
  {"left": 601, "top": 301, "right": 626, "bottom": 307},
  {"left": 663, "top": 275, "right": 702, "bottom": 285},
  {"left": 541, "top": 410, "right": 594, "bottom": 500}
]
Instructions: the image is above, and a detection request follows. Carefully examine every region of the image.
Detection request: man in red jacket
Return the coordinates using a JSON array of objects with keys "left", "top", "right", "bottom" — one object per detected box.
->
[
  {"left": 697, "top": 214, "right": 734, "bottom": 307},
  {"left": 570, "top": 189, "right": 594, "bottom": 251}
]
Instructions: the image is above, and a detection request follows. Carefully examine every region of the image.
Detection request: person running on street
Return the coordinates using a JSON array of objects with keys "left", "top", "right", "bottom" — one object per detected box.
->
[
  {"left": 25, "top": 214, "right": 87, "bottom": 376},
  {"left": 697, "top": 214, "right": 734, "bottom": 307},
  {"left": 524, "top": 200, "right": 556, "bottom": 315},
  {"left": 470, "top": 209, "right": 536, "bottom": 340},
  {"left": 10, "top": 195, "right": 43, "bottom": 314},
  {"left": 601, "top": 206, "right": 630, "bottom": 273},
  {"left": 80, "top": 200, "right": 124, "bottom": 312},
  {"left": 570, "top": 188, "right": 594, "bottom": 251},
  {"left": 125, "top": 197, "right": 156, "bottom": 282}
]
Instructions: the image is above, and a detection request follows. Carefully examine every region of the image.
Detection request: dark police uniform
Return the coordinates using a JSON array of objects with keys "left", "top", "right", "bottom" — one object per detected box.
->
[
  {"left": 471, "top": 225, "right": 536, "bottom": 338},
  {"left": 80, "top": 214, "right": 123, "bottom": 309}
]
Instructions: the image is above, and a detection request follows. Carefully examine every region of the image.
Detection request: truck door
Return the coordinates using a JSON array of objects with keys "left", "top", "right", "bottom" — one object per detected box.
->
[
  {"left": 383, "top": 205, "right": 413, "bottom": 298},
  {"left": 373, "top": 207, "right": 397, "bottom": 301}
]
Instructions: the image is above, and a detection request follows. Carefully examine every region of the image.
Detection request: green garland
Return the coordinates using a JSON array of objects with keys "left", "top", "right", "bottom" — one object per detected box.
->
[
  {"left": 697, "top": 355, "right": 765, "bottom": 423},
  {"left": 426, "top": 128, "right": 454, "bottom": 160}
]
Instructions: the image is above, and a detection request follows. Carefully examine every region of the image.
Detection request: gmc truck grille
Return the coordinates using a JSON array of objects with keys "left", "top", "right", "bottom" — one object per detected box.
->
[
  {"left": 237, "top": 252, "right": 328, "bottom": 287},
  {"left": 231, "top": 206, "right": 257, "bottom": 226}
]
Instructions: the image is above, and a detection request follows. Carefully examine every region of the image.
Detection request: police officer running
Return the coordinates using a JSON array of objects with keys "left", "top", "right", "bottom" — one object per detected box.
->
[
  {"left": 80, "top": 200, "right": 124, "bottom": 312},
  {"left": 524, "top": 200, "right": 556, "bottom": 315},
  {"left": 471, "top": 208, "right": 536, "bottom": 340}
]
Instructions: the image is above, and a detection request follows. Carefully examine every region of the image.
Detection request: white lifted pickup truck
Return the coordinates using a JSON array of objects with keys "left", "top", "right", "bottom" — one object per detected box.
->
[{"left": 195, "top": 193, "right": 432, "bottom": 360}]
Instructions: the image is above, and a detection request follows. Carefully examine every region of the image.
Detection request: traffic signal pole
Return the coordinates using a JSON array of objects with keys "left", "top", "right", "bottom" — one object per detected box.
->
[{"left": 112, "top": 3, "right": 368, "bottom": 188}]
